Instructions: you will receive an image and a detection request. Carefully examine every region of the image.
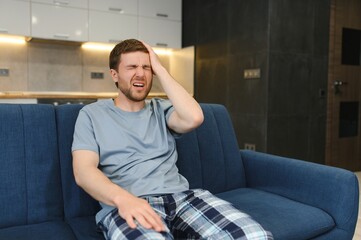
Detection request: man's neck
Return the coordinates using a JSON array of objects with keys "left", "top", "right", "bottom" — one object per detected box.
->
[{"left": 113, "top": 95, "right": 146, "bottom": 112}]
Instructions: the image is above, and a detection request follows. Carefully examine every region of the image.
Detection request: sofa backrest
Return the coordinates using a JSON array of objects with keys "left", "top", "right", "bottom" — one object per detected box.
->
[
  {"left": 0, "top": 104, "right": 64, "bottom": 228},
  {"left": 176, "top": 104, "right": 246, "bottom": 193}
]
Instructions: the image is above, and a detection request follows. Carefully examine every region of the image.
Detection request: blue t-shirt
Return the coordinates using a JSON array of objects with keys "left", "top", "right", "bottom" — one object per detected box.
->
[{"left": 72, "top": 98, "right": 189, "bottom": 223}]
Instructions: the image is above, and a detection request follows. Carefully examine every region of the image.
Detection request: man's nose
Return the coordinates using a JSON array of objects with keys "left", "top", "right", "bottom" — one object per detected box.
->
[{"left": 135, "top": 66, "right": 145, "bottom": 76}]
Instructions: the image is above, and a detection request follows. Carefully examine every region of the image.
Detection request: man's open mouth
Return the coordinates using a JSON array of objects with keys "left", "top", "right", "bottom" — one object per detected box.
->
[{"left": 133, "top": 83, "right": 145, "bottom": 87}]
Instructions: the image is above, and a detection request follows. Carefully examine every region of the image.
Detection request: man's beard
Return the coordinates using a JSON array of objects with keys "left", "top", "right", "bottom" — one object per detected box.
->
[{"left": 118, "top": 81, "right": 152, "bottom": 102}]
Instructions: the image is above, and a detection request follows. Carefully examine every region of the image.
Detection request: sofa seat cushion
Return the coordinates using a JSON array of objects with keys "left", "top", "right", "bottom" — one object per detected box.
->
[
  {"left": 66, "top": 216, "right": 104, "bottom": 240},
  {"left": 0, "top": 221, "right": 76, "bottom": 240},
  {"left": 216, "top": 188, "right": 335, "bottom": 240}
]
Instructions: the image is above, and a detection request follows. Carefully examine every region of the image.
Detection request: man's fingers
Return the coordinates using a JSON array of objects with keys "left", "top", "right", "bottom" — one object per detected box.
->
[
  {"left": 125, "top": 215, "right": 137, "bottom": 229},
  {"left": 118, "top": 196, "right": 166, "bottom": 232},
  {"left": 134, "top": 214, "right": 153, "bottom": 229},
  {"left": 138, "top": 209, "right": 165, "bottom": 232},
  {"left": 145, "top": 210, "right": 165, "bottom": 232},
  {"left": 122, "top": 209, "right": 165, "bottom": 232}
]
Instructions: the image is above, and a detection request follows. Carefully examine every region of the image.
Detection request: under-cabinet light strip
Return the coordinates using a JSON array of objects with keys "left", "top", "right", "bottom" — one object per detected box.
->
[
  {"left": 0, "top": 35, "right": 26, "bottom": 44},
  {"left": 81, "top": 42, "right": 172, "bottom": 55}
]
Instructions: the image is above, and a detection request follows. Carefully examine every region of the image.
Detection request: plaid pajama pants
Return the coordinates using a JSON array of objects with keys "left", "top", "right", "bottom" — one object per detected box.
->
[{"left": 98, "top": 189, "right": 273, "bottom": 240}]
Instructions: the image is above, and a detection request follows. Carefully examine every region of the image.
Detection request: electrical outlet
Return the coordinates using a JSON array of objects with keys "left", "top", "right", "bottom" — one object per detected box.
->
[
  {"left": 244, "top": 68, "right": 261, "bottom": 79},
  {"left": 244, "top": 143, "right": 256, "bottom": 151},
  {"left": 91, "top": 72, "right": 104, "bottom": 79},
  {"left": 0, "top": 68, "right": 9, "bottom": 76}
]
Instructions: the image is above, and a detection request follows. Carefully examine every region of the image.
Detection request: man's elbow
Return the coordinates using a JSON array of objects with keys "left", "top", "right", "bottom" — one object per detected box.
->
[
  {"left": 169, "top": 110, "right": 204, "bottom": 133},
  {"left": 185, "top": 111, "right": 204, "bottom": 132},
  {"left": 73, "top": 166, "right": 84, "bottom": 187},
  {"left": 192, "top": 112, "right": 204, "bottom": 129},
  {"left": 72, "top": 158, "right": 88, "bottom": 188}
]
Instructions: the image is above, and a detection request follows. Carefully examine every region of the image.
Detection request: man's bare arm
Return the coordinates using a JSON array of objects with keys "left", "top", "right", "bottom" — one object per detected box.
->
[{"left": 72, "top": 150, "right": 165, "bottom": 232}]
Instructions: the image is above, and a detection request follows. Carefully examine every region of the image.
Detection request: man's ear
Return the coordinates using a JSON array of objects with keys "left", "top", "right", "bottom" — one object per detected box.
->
[{"left": 110, "top": 69, "right": 118, "bottom": 82}]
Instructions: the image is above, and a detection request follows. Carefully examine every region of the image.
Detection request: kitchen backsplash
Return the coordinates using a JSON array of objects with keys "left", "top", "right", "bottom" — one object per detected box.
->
[{"left": 0, "top": 40, "right": 194, "bottom": 95}]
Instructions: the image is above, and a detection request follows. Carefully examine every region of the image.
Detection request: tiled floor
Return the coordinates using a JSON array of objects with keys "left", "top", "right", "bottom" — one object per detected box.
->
[{"left": 353, "top": 172, "right": 361, "bottom": 240}]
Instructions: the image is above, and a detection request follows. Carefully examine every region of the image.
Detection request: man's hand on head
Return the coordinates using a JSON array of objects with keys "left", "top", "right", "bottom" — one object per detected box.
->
[{"left": 141, "top": 41, "right": 167, "bottom": 77}]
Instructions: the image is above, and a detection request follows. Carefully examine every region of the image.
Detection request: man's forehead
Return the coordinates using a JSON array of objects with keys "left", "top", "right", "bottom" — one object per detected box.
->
[
  {"left": 120, "top": 52, "right": 149, "bottom": 66},
  {"left": 121, "top": 51, "right": 149, "bottom": 60}
]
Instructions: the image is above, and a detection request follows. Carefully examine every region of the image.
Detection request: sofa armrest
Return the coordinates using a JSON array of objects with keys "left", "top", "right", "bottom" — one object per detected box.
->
[{"left": 240, "top": 150, "right": 359, "bottom": 233}]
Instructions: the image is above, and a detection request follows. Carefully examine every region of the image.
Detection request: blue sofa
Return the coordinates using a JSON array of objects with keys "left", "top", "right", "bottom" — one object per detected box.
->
[{"left": 0, "top": 103, "right": 358, "bottom": 240}]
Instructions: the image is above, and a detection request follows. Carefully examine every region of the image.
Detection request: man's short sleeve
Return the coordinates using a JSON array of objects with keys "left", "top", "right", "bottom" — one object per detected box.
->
[
  {"left": 72, "top": 109, "right": 99, "bottom": 154},
  {"left": 153, "top": 98, "right": 181, "bottom": 137},
  {"left": 154, "top": 98, "right": 175, "bottom": 123}
]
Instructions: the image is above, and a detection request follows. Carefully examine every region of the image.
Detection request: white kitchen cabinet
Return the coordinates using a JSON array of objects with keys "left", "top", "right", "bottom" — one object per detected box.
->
[
  {"left": 0, "top": 0, "right": 31, "bottom": 36},
  {"left": 138, "top": 0, "right": 181, "bottom": 21},
  {"left": 88, "top": 0, "right": 138, "bottom": 43},
  {"left": 138, "top": 0, "right": 181, "bottom": 48},
  {"left": 89, "top": 10, "right": 137, "bottom": 43},
  {"left": 0, "top": 0, "right": 182, "bottom": 48},
  {"left": 31, "top": 2, "right": 88, "bottom": 42},
  {"left": 30, "top": 0, "right": 88, "bottom": 9},
  {"left": 138, "top": 17, "right": 181, "bottom": 49},
  {"left": 89, "top": 0, "right": 137, "bottom": 15}
]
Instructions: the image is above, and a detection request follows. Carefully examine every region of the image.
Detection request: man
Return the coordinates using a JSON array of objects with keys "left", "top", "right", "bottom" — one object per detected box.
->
[{"left": 72, "top": 39, "right": 272, "bottom": 240}]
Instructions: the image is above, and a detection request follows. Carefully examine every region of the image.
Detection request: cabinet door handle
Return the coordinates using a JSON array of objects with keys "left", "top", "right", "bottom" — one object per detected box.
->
[
  {"left": 156, "top": 43, "right": 168, "bottom": 47},
  {"left": 0, "top": 28, "right": 8, "bottom": 33},
  {"left": 109, "top": 39, "right": 121, "bottom": 43},
  {"left": 109, "top": 7, "right": 123, "bottom": 13},
  {"left": 156, "top": 13, "right": 169, "bottom": 18},
  {"left": 54, "top": 34, "right": 69, "bottom": 39},
  {"left": 54, "top": 0, "right": 69, "bottom": 5}
]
